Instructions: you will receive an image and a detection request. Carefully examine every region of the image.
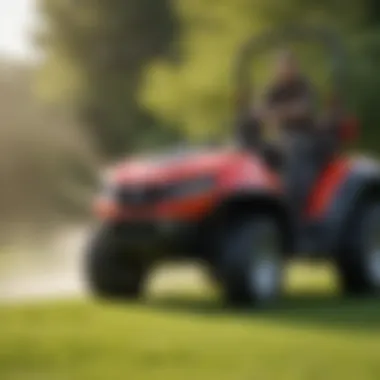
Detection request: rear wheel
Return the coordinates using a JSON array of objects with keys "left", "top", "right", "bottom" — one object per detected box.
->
[
  {"left": 337, "top": 200, "right": 380, "bottom": 295},
  {"left": 216, "top": 215, "right": 284, "bottom": 307},
  {"left": 85, "top": 226, "right": 148, "bottom": 300}
]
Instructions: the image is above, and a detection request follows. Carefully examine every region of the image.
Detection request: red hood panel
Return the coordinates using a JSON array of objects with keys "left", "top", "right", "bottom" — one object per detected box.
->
[{"left": 110, "top": 148, "right": 239, "bottom": 184}]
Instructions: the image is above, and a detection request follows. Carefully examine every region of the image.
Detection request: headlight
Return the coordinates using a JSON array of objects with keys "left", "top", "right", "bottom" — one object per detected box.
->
[{"left": 99, "top": 179, "right": 118, "bottom": 200}]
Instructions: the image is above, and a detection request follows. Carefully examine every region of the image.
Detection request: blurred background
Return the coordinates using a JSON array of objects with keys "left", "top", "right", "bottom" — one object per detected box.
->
[
  {"left": 2, "top": 0, "right": 380, "bottom": 244},
  {"left": 1, "top": 2, "right": 380, "bottom": 379}
]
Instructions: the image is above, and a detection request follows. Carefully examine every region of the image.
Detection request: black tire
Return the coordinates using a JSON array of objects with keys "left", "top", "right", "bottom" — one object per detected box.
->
[
  {"left": 85, "top": 226, "right": 148, "bottom": 300},
  {"left": 215, "top": 215, "right": 284, "bottom": 307},
  {"left": 337, "top": 199, "right": 380, "bottom": 296}
]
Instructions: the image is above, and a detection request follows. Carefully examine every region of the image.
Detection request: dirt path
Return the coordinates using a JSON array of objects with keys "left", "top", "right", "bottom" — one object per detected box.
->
[
  {"left": 0, "top": 227, "right": 88, "bottom": 303},
  {"left": 0, "top": 226, "right": 209, "bottom": 304}
]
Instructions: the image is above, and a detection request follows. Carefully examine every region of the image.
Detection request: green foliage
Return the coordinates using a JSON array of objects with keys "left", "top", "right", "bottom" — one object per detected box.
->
[
  {"left": 0, "top": 60, "right": 97, "bottom": 243},
  {"left": 39, "top": 0, "right": 179, "bottom": 157},
  {"left": 141, "top": 0, "right": 380, "bottom": 151},
  {"left": 38, "top": 0, "right": 380, "bottom": 154},
  {"left": 346, "top": 30, "right": 380, "bottom": 151},
  {"left": 141, "top": 0, "right": 268, "bottom": 142}
]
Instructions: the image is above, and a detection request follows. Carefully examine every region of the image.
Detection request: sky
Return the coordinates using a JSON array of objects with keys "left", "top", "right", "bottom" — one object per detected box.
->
[{"left": 0, "top": 0, "right": 36, "bottom": 60}]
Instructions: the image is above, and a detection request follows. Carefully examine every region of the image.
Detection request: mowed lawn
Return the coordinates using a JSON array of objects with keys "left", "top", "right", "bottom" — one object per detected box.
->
[{"left": 1, "top": 263, "right": 380, "bottom": 380}]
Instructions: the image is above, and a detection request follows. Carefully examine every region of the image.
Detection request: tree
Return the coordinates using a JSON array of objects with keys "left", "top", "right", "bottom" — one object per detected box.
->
[
  {"left": 38, "top": 0, "right": 380, "bottom": 153},
  {"left": 0, "top": 59, "right": 97, "bottom": 243},
  {"left": 141, "top": 0, "right": 365, "bottom": 141},
  {"left": 38, "top": 0, "right": 179, "bottom": 157}
]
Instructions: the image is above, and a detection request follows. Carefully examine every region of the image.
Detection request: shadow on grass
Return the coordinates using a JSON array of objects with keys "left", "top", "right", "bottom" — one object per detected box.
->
[{"left": 148, "top": 292, "right": 380, "bottom": 333}]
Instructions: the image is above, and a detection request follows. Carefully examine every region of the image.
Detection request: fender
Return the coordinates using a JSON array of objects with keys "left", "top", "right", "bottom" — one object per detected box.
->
[
  {"left": 212, "top": 190, "right": 295, "bottom": 253},
  {"left": 317, "top": 157, "right": 380, "bottom": 254}
]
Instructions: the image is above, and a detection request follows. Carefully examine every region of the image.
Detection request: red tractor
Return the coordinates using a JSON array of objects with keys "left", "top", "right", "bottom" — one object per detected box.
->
[{"left": 85, "top": 26, "right": 380, "bottom": 306}]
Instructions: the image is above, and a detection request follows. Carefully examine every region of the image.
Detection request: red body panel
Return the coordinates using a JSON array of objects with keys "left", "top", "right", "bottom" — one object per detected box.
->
[
  {"left": 218, "top": 153, "right": 282, "bottom": 194},
  {"left": 95, "top": 148, "right": 357, "bottom": 223},
  {"left": 93, "top": 193, "right": 219, "bottom": 221},
  {"left": 111, "top": 150, "right": 237, "bottom": 185},
  {"left": 305, "top": 156, "right": 352, "bottom": 219},
  {"left": 94, "top": 149, "right": 282, "bottom": 222}
]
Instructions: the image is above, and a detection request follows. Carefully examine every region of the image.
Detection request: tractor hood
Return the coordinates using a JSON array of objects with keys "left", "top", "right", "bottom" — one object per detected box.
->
[{"left": 108, "top": 147, "right": 239, "bottom": 185}]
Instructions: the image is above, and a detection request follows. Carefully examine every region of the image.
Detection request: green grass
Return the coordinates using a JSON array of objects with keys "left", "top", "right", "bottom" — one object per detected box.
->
[{"left": 1, "top": 264, "right": 380, "bottom": 380}]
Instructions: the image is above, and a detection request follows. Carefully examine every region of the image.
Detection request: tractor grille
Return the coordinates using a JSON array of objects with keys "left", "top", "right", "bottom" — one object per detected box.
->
[
  {"left": 115, "top": 221, "right": 158, "bottom": 237},
  {"left": 116, "top": 186, "right": 166, "bottom": 207}
]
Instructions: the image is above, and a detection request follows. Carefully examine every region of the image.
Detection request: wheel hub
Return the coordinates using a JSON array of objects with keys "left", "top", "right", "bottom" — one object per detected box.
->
[{"left": 249, "top": 221, "right": 281, "bottom": 300}]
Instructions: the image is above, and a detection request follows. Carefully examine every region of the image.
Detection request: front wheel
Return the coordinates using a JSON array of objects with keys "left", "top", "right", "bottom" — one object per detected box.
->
[
  {"left": 215, "top": 215, "right": 285, "bottom": 307},
  {"left": 85, "top": 226, "right": 148, "bottom": 300},
  {"left": 337, "top": 200, "right": 380, "bottom": 296}
]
